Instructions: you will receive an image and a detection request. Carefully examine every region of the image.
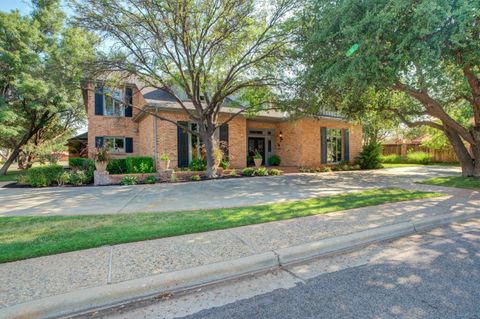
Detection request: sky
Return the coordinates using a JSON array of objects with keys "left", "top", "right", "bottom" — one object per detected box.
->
[{"left": 0, "top": 0, "right": 72, "bottom": 15}]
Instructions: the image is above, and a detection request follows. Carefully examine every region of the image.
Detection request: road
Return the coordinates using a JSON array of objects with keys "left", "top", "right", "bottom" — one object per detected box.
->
[{"left": 96, "top": 218, "right": 480, "bottom": 319}]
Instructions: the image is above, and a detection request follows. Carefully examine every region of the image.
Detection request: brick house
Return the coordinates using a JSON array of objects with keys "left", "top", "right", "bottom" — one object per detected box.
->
[{"left": 83, "top": 80, "right": 362, "bottom": 169}]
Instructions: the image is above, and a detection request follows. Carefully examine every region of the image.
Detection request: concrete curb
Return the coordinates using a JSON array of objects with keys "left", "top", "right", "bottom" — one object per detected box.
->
[{"left": 2, "top": 211, "right": 479, "bottom": 319}]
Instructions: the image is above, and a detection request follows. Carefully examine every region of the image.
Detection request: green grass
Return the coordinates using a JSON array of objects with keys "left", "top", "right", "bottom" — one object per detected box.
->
[
  {"left": 419, "top": 176, "right": 480, "bottom": 190},
  {"left": 0, "top": 188, "right": 443, "bottom": 263},
  {"left": 0, "top": 168, "right": 25, "bottom": 182},
  {"left": 381, "top": 163, "right": 424, "bottom": 168},
  {"left": 381, "top": 163, "right": 460, "bottom": 169}
]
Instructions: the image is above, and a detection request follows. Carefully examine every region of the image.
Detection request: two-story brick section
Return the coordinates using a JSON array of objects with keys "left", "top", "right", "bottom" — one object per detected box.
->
[{"left": 82, "top": 79, "right": 362, "bottom": 169}]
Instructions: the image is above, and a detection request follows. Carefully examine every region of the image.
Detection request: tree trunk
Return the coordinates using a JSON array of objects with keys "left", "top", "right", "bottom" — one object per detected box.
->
[
  {"left": 203, "top": 130, "right": 217, "bottom": 178},
  {"left": 443, "top": 128, "right": 476, "bottom": 177},
  {"left": 0, "top": 125, "right": 44, "bottom": 175},
  {"left": 0, "top": 145, "right": 23, "bottom": 175}
]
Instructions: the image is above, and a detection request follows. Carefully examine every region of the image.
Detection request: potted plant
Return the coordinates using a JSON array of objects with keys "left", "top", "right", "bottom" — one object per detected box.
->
[
  {"left": 159, "top": 153, "right": 170, "bottom": 170},
  {"left": 93, "top": 147, "right": 110, "bottom": 172},
  {"left": 213, "top": 148, "right": 224, "bottom": 168},
  {"left": 253, "top": 150, "right": 263, "bottom": 168}
]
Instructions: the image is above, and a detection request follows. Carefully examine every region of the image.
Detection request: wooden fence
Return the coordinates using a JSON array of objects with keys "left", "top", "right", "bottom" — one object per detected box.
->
[{"left": 382, "top": 143, "right": 458, "bottom": 163}]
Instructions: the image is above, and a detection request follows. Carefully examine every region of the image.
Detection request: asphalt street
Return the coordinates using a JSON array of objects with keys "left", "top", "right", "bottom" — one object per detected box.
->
[{"left": 182, "top": 223, "right": 480, "bottom": 319}]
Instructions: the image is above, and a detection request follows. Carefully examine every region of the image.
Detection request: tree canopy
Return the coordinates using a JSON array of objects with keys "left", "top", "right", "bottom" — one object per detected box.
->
[
  {"left": 0, "top": 0, "right": 97, "bottom": 174},
  {"left": 299, "top": 0, "right": 480, "bottom": 176}
]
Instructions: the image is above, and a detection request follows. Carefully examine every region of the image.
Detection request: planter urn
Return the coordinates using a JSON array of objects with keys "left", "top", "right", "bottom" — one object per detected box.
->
[
  {"left": 95, "top": 161, "right": 108, "bottom": 172},
  {"left": 159, "top": 160, "right": 170, "bottom": 170},
  {"left": 254, "top": 158, "right": 263, "bottom": 168}
]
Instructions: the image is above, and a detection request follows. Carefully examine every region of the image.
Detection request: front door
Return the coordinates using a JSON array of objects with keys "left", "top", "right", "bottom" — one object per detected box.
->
[{"left": 248, "top": 137, "right": 265, "bottom": 165}]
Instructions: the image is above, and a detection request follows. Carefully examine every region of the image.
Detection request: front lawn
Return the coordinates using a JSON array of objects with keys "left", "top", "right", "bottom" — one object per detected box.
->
[
  {"left": 0, "top": 188, "right": 443, "bottom": 263},
  {"left": 381, "top": 163, "right": 460, "bottom": 169},
  {"left": 0, "top": 168, "right": 25, "bottom": 182},
  {"left": 419, "top": 176, "right": 480, "bottom": 190}
]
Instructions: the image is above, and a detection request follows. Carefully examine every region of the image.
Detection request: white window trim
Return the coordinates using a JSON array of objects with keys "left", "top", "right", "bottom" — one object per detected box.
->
[
  {"left": 103, "top": 88, "right": 125, "bottom": 117},
  {"left": 104, "top": 136, "right": 126, "bottom": 153}
]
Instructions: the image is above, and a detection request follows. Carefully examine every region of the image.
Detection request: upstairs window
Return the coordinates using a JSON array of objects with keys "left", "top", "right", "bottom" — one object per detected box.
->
[{"left": 104, "top": 88, "right": 124, "bottom": 116}]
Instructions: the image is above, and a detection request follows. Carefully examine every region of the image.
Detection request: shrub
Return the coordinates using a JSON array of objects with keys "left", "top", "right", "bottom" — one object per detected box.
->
[
  {"left": 268, "top": 155, "right": 281, "bottom": 166},
  {"left": 229, "top": 169, "right": 238, "bottom": 177},
  {"left": 16, "top": 174, "right": 30, "bottom": 185},
  {"left": 242, "top": 167, "right": 255, "bottom": 176},
  {"left": 69, "top": 170, "right": 88, "bottom": 186},
  {"left": 27, "top": 165, "right": 64, "bottom": 187},
  {"left": 255, "top": 167, "right": 269, "bottom": 176},
  {"left": 380, "top": 154, "right": 404, "bottom": 163},
  {"left": 406, "top": 151, "right": 433, "bottom": 165},
  {"left": 120, "top": 176, "right": 138, "bottom": 185},
  {"left": 126, "top": 156, "right": 155, "bottom": 173},
  {"left": 355, "top": 142, "right": 383, "bottom": 169},
  {"left": 107, "top": 158, "right": 127, "bottom": 174},
  {"left": 160, "top": 153, "right": 169, "bottom": 161},
  {"left": 68, "top": 158, "right": 95, "bottom": 183},
  {"left": 189, "top": 158, "right": 207, "bottom": 171},
  {"left": 269, "top": 168, "right": 282, "bottom": 176},
  {"left": 220, "top": 159, "right": 230, "bottom": 170},
  {"left": 58, "top": 171, "right": 71, "bottom": 186},
  {"left": 318, "top": 166, "right": 332, "bottom": 173},
  {"left": 170, "top": 172, "right": 177, "bottom": 182},
  {"left": 191, "top": 174, "right": 201, "bottom": 181},
  {"left": 144, "top": 176, "right": 157, "bottom": 184}
]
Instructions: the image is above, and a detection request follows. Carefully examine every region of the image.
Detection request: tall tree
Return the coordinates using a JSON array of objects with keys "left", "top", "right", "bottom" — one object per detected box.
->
[
  {"left": 71, "top": 0, "right": 295, "bottom": 177},
  {"left": 0, "top": 0, "right": 96, "bottom": 175},
  {"left": 300, "top": 0, "right": 480, "bottom": 176}
]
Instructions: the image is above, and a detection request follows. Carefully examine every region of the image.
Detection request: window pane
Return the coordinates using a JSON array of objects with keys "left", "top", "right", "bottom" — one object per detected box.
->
[
  {"left": 114, "top": 138, "right": 124, "bottom": 151},
  {"left": 104, "top": 137, "right": 114, "bottom": 149},
  {"left": 326, "top": 128, "right": 342, "bottom": 163},
  {"left": 105, "top": 96, "right": 113, "bottom": 115}
]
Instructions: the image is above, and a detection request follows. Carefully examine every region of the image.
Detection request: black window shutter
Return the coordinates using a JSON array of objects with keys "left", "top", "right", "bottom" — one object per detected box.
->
[
  {"left": 321, "top": 127, "right": 327, "bottom": 164},
  {"left": 125, "top": 87, "right": 133, "bottom": 117},
  {"left": 95, "top": 136, "right": 104, "bottom": 148},
  {"left": 125, "top": 137, "right": 133, "bottom": 153},
  {"left": 219, "top": 123, "right": 229, "bottom": 157},
  {"left": 343, "top": 128, "right": 350, "bottom": 162},
  {"left": 177, "top": 121, "right": 189, "bottom": 167},
  {"left": 94, "top": 86, "right": 104, "bottom": 115}
]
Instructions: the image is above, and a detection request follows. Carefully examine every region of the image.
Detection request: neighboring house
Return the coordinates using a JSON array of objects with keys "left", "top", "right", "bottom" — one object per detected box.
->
[{"left": 82, "top": 80, "right": 362, "bottom": 169}]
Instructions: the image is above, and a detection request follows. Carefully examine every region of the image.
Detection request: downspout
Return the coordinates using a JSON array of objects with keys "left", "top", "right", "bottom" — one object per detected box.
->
[{"left": 154, "top": 109, "right": 158, "bottom": 167}]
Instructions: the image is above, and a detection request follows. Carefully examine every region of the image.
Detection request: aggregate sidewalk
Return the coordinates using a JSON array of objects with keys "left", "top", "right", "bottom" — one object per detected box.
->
[{"left": 1, "top": 182, "right": 479, "bottom": 316}]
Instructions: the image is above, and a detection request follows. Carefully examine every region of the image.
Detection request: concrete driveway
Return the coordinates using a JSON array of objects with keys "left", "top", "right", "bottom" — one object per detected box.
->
[{"left": 0, "top": 166, "right": 466, "bottom": 217}]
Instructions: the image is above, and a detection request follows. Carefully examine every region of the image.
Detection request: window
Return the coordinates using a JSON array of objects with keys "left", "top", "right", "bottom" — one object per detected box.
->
[
  {"left": 326, "top": 128, "right": 342, "bottom": 163},
  {"left": 104, "top": 137, "right": 125, "bottom": 153},
  {"left": 189, "top": 123, "right": 203, "bottom": 161},
  {"left": 104, "top": 88, "right": 124, "bottom": 116}
]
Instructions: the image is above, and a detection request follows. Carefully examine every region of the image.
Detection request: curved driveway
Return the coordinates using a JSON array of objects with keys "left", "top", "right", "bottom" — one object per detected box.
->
[{"left": 0, "top": 166, "right": 468, "bottom": 217}]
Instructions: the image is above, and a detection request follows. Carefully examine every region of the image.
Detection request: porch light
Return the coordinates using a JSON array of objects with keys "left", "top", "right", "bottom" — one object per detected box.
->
[{"left": 278, "top": 131, "right": 283, "bottom": 142}]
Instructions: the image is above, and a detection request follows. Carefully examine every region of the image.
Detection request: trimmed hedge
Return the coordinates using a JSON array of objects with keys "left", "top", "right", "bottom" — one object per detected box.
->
[
  {"left": 107, "top": 158, "right": 128, "bottom": 174},
  {"left": 69, "top": 158, "right": 95, "bottom": 183},
  {"left": 27, "top": 165, "right": 64, "bottom": 187},
  {"left": 125, "top": 156, "right": 156, "bottom": 173}
]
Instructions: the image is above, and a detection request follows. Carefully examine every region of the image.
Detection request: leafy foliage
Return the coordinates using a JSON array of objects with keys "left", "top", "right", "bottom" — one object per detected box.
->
[
  {"left": 26, "top": 165, "right": 64, "bottom": 187},
  {"left": 0, "top": 1, "right": 97, "bottom": 174},
  {"left": 299, "top": 0, "right": 480, "bottom": 176},
  {"left": 107, "top": 158, "right": 127, "bottom": 174},
  {"left": 143, "top": 176, "right": 157, "bottom": 184},
  {"left": 268, "top": 155, "right": 281, "bottom": 166},
  {"left": 125, "top": 156, "right": 155, "bottom": 174},
  {"left": 355, "top": 143, "right": 383, "bottom": 170},
  {"left": 68, "top": 158, "right": 95, "bottom": 183},
  {"left": 120, "top": 176, "right": 138, "bottom": 185},
  {"left": 189, "top": 159, "right": 207, "bottom": 171}
]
